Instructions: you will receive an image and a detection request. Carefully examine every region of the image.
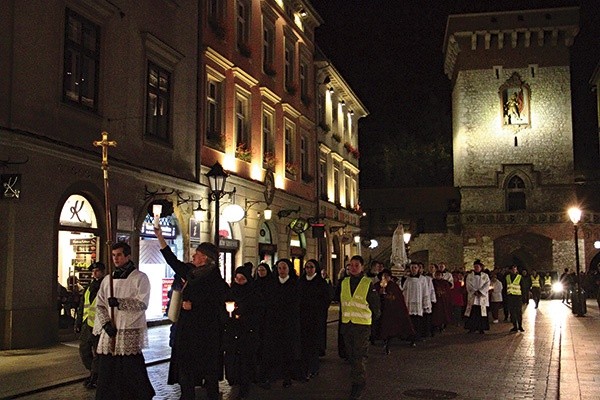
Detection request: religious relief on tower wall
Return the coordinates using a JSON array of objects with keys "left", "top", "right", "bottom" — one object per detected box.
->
[{"left": 499, "top": 72, "right": 531, "bottom": 127}]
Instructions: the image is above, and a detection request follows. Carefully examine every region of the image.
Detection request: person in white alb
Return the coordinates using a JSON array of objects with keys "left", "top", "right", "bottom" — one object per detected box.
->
[
  {"left": 93, "top": 242, "right": 155, "bottom": 400},
  {"left": 401, "top": 262, "right": 433, "bottom": 343},
  {"left": 464, "top": 260, "right": 490, "bottom": 334}
]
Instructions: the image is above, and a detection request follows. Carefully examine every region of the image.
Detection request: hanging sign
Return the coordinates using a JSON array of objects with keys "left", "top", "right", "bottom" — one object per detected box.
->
[{"left": 2, "top": 174, "right": 22, "bottom": 199}]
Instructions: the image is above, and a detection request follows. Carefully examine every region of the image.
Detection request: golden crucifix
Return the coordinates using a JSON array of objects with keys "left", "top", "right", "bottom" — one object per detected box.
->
[
  {"left": 93, "top": 131, "right": 118, "bottom": 325},
  {"left": 93, "top": 131, "right": 117, "bottom": 178}
]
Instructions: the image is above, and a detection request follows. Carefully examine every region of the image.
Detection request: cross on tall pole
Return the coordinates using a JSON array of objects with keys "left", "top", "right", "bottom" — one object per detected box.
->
[{"left": 93, "top": 131, "right": 117, "bottom": 324}]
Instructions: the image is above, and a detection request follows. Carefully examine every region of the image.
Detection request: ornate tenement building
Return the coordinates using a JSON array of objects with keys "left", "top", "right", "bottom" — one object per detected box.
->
[
  {"left": 421, "top": 6, "right": 600, "bottom": 271},
  {"left": 0, "top": 0, "right": 367, "bottom": 350}
]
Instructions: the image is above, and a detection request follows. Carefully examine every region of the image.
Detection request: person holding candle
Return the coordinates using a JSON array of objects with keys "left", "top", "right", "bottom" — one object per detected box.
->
[
  {"left": 154, "top": 226, "right": 229, "bottom": 400},
  {"left": 488, "top": 272, "right": 503, "bottom": 323},
  {"left": 223, "top": 266, "right": 261, "bottom": 400}
]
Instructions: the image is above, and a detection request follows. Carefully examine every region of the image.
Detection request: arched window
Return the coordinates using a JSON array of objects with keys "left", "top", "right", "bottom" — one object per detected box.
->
[{"left": 507, "top": 175, "right": 526, "bottom": 211}]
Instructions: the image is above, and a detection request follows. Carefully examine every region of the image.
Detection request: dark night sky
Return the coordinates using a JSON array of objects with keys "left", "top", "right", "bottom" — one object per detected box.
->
[{"left": 311, "top": 1, "right": 600, "bottom": 188}]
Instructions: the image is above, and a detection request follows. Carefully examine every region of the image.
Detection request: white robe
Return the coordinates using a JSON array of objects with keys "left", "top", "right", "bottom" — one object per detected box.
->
[
  {"left": 93, "top": 269, "right": 151, "bottom": 355},
  {"left": 401, "top": 275, "right": 432, "bottom": 316},
  {"left": 464, "top": 272, "right": 490, "bottom": 317}
]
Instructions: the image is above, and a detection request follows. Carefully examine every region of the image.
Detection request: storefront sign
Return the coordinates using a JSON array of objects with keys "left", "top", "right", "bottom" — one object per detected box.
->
[
  {"left": 219, "top": 238, "right": 240, "bottom": 250},
  {"left": 60, "top": 194, "right": 97, "bottom": 228},
  {"left": 141, "top": 214, "right": 176, "bottom": 238},
  {"left": 290, "top": 246, "right": 306, "bottom": 257},
  {"left": 1, "top": 174, "right": 21, "bottom": 199},
  {"left": 259, "top": 243, "right": 277, "bottom": 253},
  {"left": 189, "top": 219, "right": 201, "bottom": 240},
  {"left": 162, "top": 278, "right": 174, "bottom": 315}
]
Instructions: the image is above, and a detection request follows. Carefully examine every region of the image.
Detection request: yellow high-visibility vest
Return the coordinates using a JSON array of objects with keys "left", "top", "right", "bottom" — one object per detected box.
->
[
  {"left": 531, "top": 275, "right": 541, "bottom": 288},
  {"left": 341, "top": 277, "right": 372, "bottom": 325},
  {"left": 82, "top": 288, "right": 97, "bottom": 328},
  {"left": 506, "top": 275, "right": 522, "bottom": 295},
  {"left": 544, "top": 276, "right": 552, "bottom": 286}
]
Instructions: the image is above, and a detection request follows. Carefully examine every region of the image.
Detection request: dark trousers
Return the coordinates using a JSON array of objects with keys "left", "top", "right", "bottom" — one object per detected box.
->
[
  {"left": 531, "top": 287, "right": 541, "bottom": 307},
  {"left": 78, "top": 322, "right": 98, "bottom": 372},
  {"left": 490, "top": 302, "right": 502, "bottom": 320},
  {"left": 341, "top": 323, "right": 370, "bottom": 386},
  {"left": 96, "top": 354, "right": 155, "bottom": 400},
  {"left": 507, "top": 295, "right": 523, "bottom": 329}
]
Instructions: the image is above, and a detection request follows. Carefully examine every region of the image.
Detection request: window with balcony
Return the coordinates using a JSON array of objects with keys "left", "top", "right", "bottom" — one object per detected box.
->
[
  {"left": 63, "top": 9, "right": 100, "bottom": 111},
  {"left": 145, "top": 62, "right": 171, "bottom": 142},
  {"left": 206, "top": 78, "right": 223, "bottom": 151}
]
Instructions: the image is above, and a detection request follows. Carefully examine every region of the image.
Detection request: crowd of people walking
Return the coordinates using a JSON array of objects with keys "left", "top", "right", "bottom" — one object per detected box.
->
[{"left": 72, "top": 231, "right": 600, "bottom": 400}]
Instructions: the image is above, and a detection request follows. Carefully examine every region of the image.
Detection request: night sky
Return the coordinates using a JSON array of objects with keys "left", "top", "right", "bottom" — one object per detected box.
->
[{"left": 311, "top": 1, "right": 600, "bottom": 188}]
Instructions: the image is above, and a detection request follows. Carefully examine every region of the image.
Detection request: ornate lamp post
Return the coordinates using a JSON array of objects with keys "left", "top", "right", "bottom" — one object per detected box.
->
[
  {"left": 206, "top": 162, "right": 229, "bottom": 247},
  {"left": 567, "top": 207, "right": 586, "bottom": 316}
]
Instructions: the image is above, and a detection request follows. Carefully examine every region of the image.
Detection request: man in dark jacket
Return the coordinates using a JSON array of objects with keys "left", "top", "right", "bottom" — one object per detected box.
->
[{"left": 74, "top": 262, "right": 105, "bottom": 389}]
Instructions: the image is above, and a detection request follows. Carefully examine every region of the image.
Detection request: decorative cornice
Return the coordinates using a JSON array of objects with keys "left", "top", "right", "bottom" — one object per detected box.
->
[
  {"left": 232, "top": 67, "right": 259, "bottom": 87},
  {"left": 260, "top": 86, "right": 281, "bottom": 104},
  {"left": 282, "top": 103, "right": 301, "bottom": 119},
  {"left": 142, "top": 32, "right": 184, "bottom": 69},
  {"left": 205, "top": 47, "right": 234, "bottom": 70}
]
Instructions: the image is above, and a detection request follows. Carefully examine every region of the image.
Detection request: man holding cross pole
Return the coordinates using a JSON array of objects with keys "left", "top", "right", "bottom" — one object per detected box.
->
[{"left": 92, "top": 132, "right": 155, "bottom": 399}]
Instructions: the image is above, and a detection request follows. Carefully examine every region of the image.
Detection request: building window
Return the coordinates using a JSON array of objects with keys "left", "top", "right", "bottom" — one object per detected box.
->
[
  {"left": 507, "top": 175, "right": 526, "bottom": 211},
  {"left": 263, "top": 22, "right": 275, "bottom": 75},
  {"left": 208, "top": 0, "right": 225, "bottom": 38},
  {"left": 146, "top": 62, "right": 171, "bottom": 141},
  {"left": 235, "top": 94, "right": 251, "bottom": 159},
  {"left": 236, "top": 0, "right": 250, "bottom": 55},
  {"left": 300, "top": 135, "right": 309, "bottom": 179},
  {"left": 63, "top": 9, "right": 100, "bottom": 110},
  {"left": 284, "top": 39, "right": 295, "bottom": 92},
  {"left": 299, "top": 60, "right": 308, "bottom": 102},
  {"left": 206, "top": 78, "right": 223, "bottom": 151},
  {"left": 319, "top": 158, "right": 327, "bottom": 199},
  {"left": 262, "top": 109, "right": 275, "bottom": 168},
  {"left": 285, "top": 122, "right": 296, "bottom": 176},
  {"left": 334, "top": 166, "right": 340, "bottom": 203}
]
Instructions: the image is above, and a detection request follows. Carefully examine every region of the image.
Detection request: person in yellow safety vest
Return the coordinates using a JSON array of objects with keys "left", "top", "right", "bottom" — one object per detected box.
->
[
  {"left": 75, "top": 262, "right": 106, "bottom": 389},
  {"left": 339, "top": 255, "right": 381, "bottom": 400},
  {"left": 544, "top": 274, "right": 552, "bottom": 288},
  {"left": 505, "top": 265, "right": 525, "bottom": 332},
  {"left": 530, "top": 269, "right": 542, "bottom": 309}
]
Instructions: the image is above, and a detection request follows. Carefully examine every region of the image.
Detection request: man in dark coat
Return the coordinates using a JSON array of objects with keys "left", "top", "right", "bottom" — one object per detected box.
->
[{"left": 155, "top": 227, "right": 229, "bottom": 400}]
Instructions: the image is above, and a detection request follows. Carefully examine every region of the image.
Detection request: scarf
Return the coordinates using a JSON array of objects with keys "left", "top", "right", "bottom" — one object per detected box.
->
[{"left": 113, "top": 260, "right": 136, "bottom": 279}]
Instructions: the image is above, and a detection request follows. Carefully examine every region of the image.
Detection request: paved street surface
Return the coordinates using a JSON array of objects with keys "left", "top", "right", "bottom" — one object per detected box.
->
[{"left": 3, "top": 300, "right": 600, "bottom": 400}]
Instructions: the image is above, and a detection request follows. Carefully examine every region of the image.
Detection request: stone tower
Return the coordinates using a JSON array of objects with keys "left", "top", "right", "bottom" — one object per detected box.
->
[{"left": 442, "top": 7, "right": 590, "bottom": 270}]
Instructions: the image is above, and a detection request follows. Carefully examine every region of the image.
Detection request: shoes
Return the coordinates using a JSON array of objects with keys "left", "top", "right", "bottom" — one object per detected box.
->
[
  {"left": 493, "top": 319, "right": 499, "bottom": 324},
  {"left": 410, "top": 341, "right": 416, "bottom": 347},
  {"left": 518, "top": 327, "right": 525, "bottom": 332},
  {"left": 510, "top": 327, "right": 518, "bottom": 332},
  {"left": 283, "top": 379, "right": 292, "bottom": 388}
]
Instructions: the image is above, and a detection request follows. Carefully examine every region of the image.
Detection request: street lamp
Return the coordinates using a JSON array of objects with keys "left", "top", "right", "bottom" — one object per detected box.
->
[
  {"left": 567, "top": 207, "right": 586, "bottom": 316},
  {"left": 206, "top": 162, "right": 231, "bottom": 247}
]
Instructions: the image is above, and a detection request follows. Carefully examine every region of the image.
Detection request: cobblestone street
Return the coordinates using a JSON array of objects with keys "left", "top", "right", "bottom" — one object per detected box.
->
[{"left": 10, "top": 299, "right": 600, "bottom": 400}]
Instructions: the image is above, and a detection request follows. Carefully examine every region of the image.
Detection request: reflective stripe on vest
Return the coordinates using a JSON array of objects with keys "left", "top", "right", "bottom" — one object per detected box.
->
[
  {"left": 531, "top": 276, "right": 541, "bottom": 288},
  {"left": 82, "top": 288, "right": 97, "bottom": 327},
  {"left": 506, "top": 275, "right": 522, "bottom": 295},
  {"left": 545, "top": 276, "right": 552, "bottom": 286},
  {"left": 341, "top": 277, "right": 372, "bottom": 325}
]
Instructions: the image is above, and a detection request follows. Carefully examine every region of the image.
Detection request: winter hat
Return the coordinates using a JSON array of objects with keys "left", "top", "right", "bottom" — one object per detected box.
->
[
  {"left": 196, "top": 242, "right": 219, "bottom": 262},
  {"left": 88, "top": 262, "right": 106, "bottom": 271}
]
